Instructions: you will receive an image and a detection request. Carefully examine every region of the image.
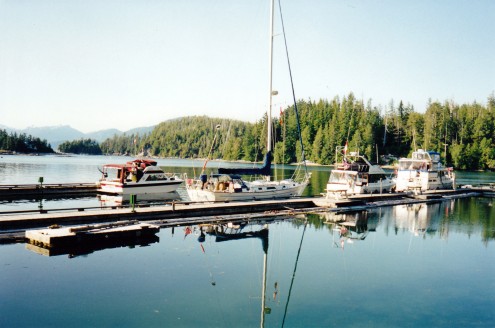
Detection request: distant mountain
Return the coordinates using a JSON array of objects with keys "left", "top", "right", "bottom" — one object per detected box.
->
[
  {"left": 23, "top": 125, "right": 85, "bottom": 147},
  {"left": 86, "top": 129, "right": 122, "bottom": 142},
  {"left": 0, "top": 124, "right": 155, "bottom": 150},
  {"left": 125, "top": 125, "right": 155, "bottom": 136},
  {"left": 84, "top": 126, "right": 155, "bottom": 143}
]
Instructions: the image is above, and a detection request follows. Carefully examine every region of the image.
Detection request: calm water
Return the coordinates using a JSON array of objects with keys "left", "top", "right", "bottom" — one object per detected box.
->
[
  {"left": 1, "top": 155, "right": 495, "bottom": 327},
  {"left": 1, "top": 154, "right": 494, "bottom": 212},
  {"left": 0, "top": 154, "right": 328, "bottom": 212},
  {"left": 1, "top": 199, "right": 494, "bottom": 327}
]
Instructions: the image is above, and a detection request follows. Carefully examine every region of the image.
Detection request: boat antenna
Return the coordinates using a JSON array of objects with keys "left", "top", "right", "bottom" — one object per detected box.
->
[
  {"left": 200, "top": 124, "right": 221, "bottom": 176},
  {"left": 277, "top": 0, "right": 307, "bottom": 175}
]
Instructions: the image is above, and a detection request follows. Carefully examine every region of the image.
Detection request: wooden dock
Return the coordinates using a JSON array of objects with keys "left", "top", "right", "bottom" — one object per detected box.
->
[
  {"left": 25, "top": 221, "right": 160, "bottom": 257},
  {"left": 0, "top": 198, "right": 318, "bottom": 230},
  {"left": 0, "top": 183, "right": 97, "bottom": 200},
  {"left": 1, "top": 189, "right": 481, "bottom": 229},
  {"left": 26, "top": 221, "right": 159, "bottom": 247}
]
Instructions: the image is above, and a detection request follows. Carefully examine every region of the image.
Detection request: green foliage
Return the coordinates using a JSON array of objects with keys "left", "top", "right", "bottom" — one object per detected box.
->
[
  {"left": 0, "top": 129, "right": 53, "bottom": 153},
  {"left": 59, "top": 138, "right": 102, "bottom": 155},
  {"left": 100, "top": 116, "right": 262, "bottom": 160},
  {"left": 97, "top": 93, "right": 495, "bottom": 170}
]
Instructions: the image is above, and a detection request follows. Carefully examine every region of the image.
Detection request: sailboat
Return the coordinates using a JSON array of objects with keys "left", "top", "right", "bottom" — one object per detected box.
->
[{"left": 186, "top": 0, "right": 310, "bottom": 202}]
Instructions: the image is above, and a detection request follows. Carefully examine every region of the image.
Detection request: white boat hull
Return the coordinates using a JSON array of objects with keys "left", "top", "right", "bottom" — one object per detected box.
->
[
  {"left": 98, "top": 180, "right": 182, "bottom": 196},
  {"left": 395, "top": 170, "right": 454, "bottom": 192},
  {"left": 187, "top": 180, "right": 308, "bottom": 202},
  {"left": 326, "top": 179, "right": 395, "bottom": 196}
]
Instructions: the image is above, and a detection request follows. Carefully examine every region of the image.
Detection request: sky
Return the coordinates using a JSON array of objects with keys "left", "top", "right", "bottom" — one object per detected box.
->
[{"left": 1, "top": 0, "right": 494, "bottom": 133}]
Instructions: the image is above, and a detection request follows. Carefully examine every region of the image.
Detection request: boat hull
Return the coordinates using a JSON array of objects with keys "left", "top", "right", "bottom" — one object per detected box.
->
[
  {"left": 326, "top": 179, "right": 395, "bottom": 195},
  {"left": 186, "top": 181, "right": 308, "bottom": 202},
  {"left": 98, "top": 181, "right": 182, "bottom": 196},
  {"left": 395, "top": 149, "right": 455, "bottom": 192},
  {"left": 395, "top": 170, "right": 454, "bottom": 192}
]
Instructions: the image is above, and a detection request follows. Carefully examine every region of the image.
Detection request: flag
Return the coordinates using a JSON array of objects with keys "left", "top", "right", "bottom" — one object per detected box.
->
[
  {"left": 279, "top": 107, "right": 284, "bottom": 124},
  {"left": 344, "top": 141, "right": 348, "bottom": 154}
]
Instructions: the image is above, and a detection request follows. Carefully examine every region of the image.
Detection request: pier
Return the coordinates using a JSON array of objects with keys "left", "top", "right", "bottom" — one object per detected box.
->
[
  {"left": 0, "top": 183, "right": 97, "bottom": 199},
  {"left": 0, "top": 197, "right": 317, "bottom": 231},
  {"left": 0, "top": 187, "right": 485, "bottom": 231}
]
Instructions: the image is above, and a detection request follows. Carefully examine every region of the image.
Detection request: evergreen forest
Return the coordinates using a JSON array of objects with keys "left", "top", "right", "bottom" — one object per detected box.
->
[
  {"left": 0, "top": 129, "right": 53, "bottom": 153},
  {"left": 58, "top": 139, "right": 102, "bottom": 155},
  {"left": 96, "top": 93, "right": 495, "bottom": 170}
]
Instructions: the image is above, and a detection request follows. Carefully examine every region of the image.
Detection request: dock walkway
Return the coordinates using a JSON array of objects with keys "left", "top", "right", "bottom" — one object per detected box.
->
[
  {"left": 1, "top": 188, "right": 482, "bottom": 232},
  {"left": 0, "top": 183, "right": 97, "bottom": 199},
  {"left": 0, "top": 198, "right": 317, "bottom": 231}
]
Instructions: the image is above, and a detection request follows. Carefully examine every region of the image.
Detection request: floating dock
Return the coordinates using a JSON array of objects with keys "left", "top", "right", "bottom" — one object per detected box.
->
[
  {"left": 25, "top": 221, "right": 160, "bottom": 256},
  {"left": 0, "top": 183, "right": 97, "bottom": 200},
  {"left": 0, "top": 198, "right": 317, "bottom": 230},
  {"left": 0, "top": 188, "right": 484, "bottom": 232},
  {"left": 26, "top": 221, "right": 159, "bottom": 247}
]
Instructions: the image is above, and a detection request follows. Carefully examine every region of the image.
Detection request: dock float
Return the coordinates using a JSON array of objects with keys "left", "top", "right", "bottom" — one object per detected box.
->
[
  {"left": 25, "top": 221, "right": 160, "bottom": 257},
  {"left": 0, "top": 198, "right": 317, "bottom": 230},
  {"left": 26, "top": 221, "right": 159, "bottom": 247},
  {"left": 0, "top": 183, "right": 97, "bottom": 200}
]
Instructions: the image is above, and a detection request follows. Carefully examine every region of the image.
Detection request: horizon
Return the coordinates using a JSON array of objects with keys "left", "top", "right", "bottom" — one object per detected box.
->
[{"left": 1, "top": 0, "right": 494, "bottom": 134}]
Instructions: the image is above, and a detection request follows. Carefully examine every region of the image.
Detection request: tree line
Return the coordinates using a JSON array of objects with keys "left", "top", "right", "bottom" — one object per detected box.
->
[
  {"left": 58, "top": 139, "right": 102, "bottom": 155},
  {"left": 0, "top": 129, "right": 53, "bottom": 153},
  {"left": 96, "top": 93, "right": 495, "bottom": 170}
]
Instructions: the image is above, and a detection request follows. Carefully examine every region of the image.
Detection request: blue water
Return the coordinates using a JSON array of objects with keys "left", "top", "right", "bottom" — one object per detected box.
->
[
  {"left": 1, "top": 198, "right": 495, "bottom": 327},
  {"left": 1, "top": 155, "right": 495, "bottom": 327},
  {"left": 1, "top": 154, "right": 493, "bottom": 213}
]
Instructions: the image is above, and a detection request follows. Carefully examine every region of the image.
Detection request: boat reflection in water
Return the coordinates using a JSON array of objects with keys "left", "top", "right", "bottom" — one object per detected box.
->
[
  {"left": 185, "top": 219, "right": 306, "bottom": 327},
  {"left": 393, "top": 202, "right": 444, "bottom": 237},
  {"left": 318, "top": 210, "right": 379, "bottom": 249}
]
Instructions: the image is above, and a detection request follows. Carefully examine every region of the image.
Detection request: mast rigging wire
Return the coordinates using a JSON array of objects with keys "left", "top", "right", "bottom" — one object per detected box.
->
[{"left": 277, "top": 0, "right": 308, "bottom": 175}]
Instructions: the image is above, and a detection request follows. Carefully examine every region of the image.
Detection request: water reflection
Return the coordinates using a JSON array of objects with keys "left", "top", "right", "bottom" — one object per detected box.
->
[
  {"left": 393, "top": 203, "right": 441, "bottom": 237},
  {"left": 25, "top": 234, "right": 159, "bottom": 257},
  {"left": 2, "top": 198, "right": 494, "bottom": 327},
  {"left": 309, "top": 198, "right": 495, "bottom": 246}
]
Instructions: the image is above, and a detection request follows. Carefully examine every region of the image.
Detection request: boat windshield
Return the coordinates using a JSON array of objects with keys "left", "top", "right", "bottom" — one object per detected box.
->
[
  {"left": 429, "top": 153, "right": 441, "bottom": 162},
  {"left": 329, "top": 171, "right": 356, "bottom": 183},
  {"left": 102, "top": 167, "right": 121, "bottom": 180},
  {"left": 145, "top": 174, "right": 175, "bottom": 181},
  {"left": 368, "top": 173, "right": 389, "bottom": 183},
  {"left": 412, "top": 152, "right": 430, "bottom": 161},
  {"left": 398, "top": 160, "right": 424, "bottom": 170}
]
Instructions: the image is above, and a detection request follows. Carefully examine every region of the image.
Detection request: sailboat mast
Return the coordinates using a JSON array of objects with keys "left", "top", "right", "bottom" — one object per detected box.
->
[{"left": 267, "top": 0, "right": 275, "bottom": 153}]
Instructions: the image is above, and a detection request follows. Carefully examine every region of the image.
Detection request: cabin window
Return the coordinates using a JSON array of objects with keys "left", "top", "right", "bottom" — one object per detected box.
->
[
  {"left": 368, "top": 174, "right": 387, "bottom": 183},
  {"left": 145, "top": 174, "right": 168, "bottom": 181},
  {"left": 329, "top": 172, "right": 356, "bottom": 183},
  {"left": 399, "top": 160, "right": 423, "bottom": 170}
]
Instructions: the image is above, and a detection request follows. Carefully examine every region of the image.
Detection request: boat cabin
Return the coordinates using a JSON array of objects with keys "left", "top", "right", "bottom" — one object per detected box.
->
[
  {"left": 100, "top": 159, "right": 173, "bottom": 184},
  {"left": 398, "top": 150, "right": 441, "bottom": 171},
  {"left": 193, "top": 174, "right": 249, "bottom": 193}
]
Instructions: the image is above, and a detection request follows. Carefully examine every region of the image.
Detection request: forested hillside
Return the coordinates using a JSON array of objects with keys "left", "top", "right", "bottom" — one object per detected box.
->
[
  {"left": 58, "top": 139, "right": 102, "bottom": 155},
  {"left": 99, "top": 93, "right": 495, "bottom": 170},
  {"left": 0, "top": 129, "right": 54, "bottom": 153}
]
